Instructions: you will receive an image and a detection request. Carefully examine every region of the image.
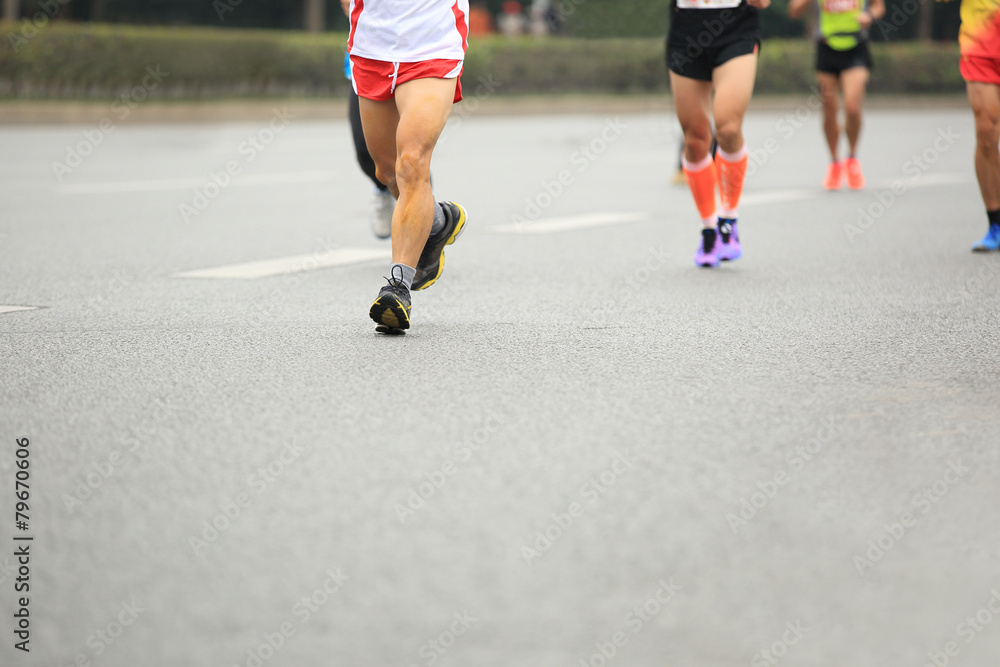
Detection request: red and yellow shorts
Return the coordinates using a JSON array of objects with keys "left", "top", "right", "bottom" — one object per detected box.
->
[
  {"left": 349, "top": 55, "right": 464, "bottom": 103},
  {"left": 961, "top": 54, "right": 1000, "bottom": 86}
]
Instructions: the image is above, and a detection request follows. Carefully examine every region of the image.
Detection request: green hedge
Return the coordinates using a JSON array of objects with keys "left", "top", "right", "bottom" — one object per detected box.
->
[{"left": 0, "top": 22, "right": 964, "bottom": 99}]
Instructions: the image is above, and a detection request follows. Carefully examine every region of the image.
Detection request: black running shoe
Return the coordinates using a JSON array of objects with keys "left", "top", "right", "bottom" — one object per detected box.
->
[
  {"left": 369, "top": 267, "right": 411, "bottom": 332},
  {"left": 412, "top": 201, "right": 467, "bottom": 291}
]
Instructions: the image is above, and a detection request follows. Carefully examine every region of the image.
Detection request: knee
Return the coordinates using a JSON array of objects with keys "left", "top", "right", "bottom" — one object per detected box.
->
[
  {"left": 395, "top": 149, "right": 431, "bottom": 186},
  {"left": 681, "top": 126, "right": 712, "bottom": 158},
  {"left": 844, "top": 100, "right": 863, "bottom": 120},
  {"left": 714, "top": 122, "right": 742, "bottom": 152},
  {"left": 975, "top": 116, "right": 1000, "bottom": 152},
  {"left": 374, "top": 161, "right": 396, "bottom": 189}
]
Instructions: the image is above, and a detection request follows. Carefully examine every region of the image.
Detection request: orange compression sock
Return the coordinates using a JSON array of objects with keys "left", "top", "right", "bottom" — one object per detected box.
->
[
  {"left": 717, "top": 144, "right": 748, "bottom": 218},
  {"left": 681, "top": 153, "right": 717, "bottom": 226}
]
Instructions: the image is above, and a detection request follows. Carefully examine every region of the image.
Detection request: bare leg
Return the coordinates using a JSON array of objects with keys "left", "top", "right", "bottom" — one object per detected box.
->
[
  {"left": 711, "top": 52, "right": 758, "bottom": 154},
  {"left": 670, "top": 71, "right": 714, "bottom": 163},
  {"left": 359, "top": 77, "right": 456, "bottom": 267},
  {"left": 817, "top": 72, "right": 841, "bottom": 160},
  {"left": 840, "top": 67, "right": 869, "bottom": 156},
  {"left": 967, "top": 81, "right": 1000, "bottom": 210}
]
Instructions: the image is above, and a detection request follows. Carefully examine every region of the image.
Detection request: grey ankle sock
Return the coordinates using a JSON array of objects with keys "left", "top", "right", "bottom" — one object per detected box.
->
[
  {"left": 390, "top": 263, "right": 416, "bottom": 290},
  {"left": 430, "top": 202, "right": 446, "bottom": 235}
]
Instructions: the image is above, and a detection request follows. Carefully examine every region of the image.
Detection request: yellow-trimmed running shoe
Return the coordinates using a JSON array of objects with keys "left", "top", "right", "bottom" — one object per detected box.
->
[
  {"left": 413, "top": 201, "right": 467, "bottom": 291},
  {"left": 369, "top": 268, "right": 411, "bottom": 333}
]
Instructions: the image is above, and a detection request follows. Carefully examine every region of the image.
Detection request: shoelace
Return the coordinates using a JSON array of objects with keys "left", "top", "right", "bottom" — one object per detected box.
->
[{"left": 383, "top": 265, "right": 408, "bottom": 292}]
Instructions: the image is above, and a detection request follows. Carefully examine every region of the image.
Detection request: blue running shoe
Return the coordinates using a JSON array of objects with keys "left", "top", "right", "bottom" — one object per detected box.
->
[{"left": 972, "top": 223, "right": 1000, "bottom": 252}]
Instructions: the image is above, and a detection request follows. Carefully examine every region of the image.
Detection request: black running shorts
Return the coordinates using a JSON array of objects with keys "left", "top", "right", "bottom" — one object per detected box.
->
[
  {"left": 666, "top": 3, "right": 761, "bottom": 82},
  {"left": 815, "top": 40, "right": 873, "bottom": 76}
]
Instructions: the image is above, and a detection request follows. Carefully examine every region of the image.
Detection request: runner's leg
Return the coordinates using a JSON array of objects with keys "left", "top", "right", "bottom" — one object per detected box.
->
[
  {"left": 817, "top": 71, "right": 841, "bottom": 161},
  {"left": 387, "top": 76, "right": 457, "bottom": 269},
  {"left": 841, "top": 66, "right": 869, "bottom": 157},
  {"left": 967, "top": 81, "right": 1000, "bottom": 210},
  {"left": 671, "top": 72, "right": 716, "bottom": 228}
]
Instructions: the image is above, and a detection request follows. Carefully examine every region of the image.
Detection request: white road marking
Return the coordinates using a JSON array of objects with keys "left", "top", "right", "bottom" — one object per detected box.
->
[
  {"left": 491, "top": 212, "right": 648, "bottom": 234},
  {"left": 740, "top": 190, "right": 817, "bottom": 207},
  {"left": 869, "top": 172, "right": 972, "bottom": 189},
  {"left": 0, "top": 305, "right": 39, "bottom": 314},
  {"left": 174, "top": 247, "right": 390, "bottom": 280},
  {"left": 739, "top": 173, "right": 972, "bottom": 207},
  {"left": 58, "top": 170, "right": 337, "bottom": 195}
]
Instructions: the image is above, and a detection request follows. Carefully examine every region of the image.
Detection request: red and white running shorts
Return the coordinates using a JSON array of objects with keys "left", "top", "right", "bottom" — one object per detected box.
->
[{"left": 350, "top": 56, "right": 464, "bottom": 103}]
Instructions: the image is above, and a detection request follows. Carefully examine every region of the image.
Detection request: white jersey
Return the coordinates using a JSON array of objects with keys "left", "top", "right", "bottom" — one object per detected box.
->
[{"left": 348, "top": 0, "right": 470, "bottom": 63}]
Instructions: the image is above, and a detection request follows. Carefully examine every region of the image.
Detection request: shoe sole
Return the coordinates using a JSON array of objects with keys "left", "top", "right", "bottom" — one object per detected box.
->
[
  {"left": 972, "top": 246, "right": 999, "bottom": 252},
  {"left": 369, "top": 296, "right": 410, "bottom": 331},
  {"left": 413, "top": 202, "right": 467, "bottom": 292}
]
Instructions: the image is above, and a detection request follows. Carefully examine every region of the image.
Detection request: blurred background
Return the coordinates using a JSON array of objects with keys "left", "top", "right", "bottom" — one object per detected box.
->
[{"left": 0, "top": 0, "right": 965, "bottom": 102}]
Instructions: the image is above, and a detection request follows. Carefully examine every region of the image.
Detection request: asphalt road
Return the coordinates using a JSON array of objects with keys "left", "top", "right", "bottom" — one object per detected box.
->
[{"left": 1, "top": 101, "right": 998, "bottom": 667}]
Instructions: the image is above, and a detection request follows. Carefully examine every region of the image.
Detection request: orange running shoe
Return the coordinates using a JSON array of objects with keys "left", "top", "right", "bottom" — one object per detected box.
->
[
  {"left": 844, "top": 156, "right": 865, "bottom": 190},
  {"left": 823, "top": 161, "right": 843, "bottom": 190}
]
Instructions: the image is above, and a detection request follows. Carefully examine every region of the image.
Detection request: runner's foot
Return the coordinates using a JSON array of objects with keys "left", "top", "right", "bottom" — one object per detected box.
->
[
  {"left": 717, "top": 218, "right": 742, "bottom": 262},
  {"left": 369, "top": 267, "right": 412, "bottom": 330},
  {"left": 695, "top": 227, "right": 720, "bottom": 268},
  {"left": 823, "top": 160, "right": 843, "bottom": 191},
  {"left": 413, "top": 201, "right": 467, "bottom": 291},
  {"left": 972, "top": 223, "right": 1000, "bottom": 252},
  {"left": 844, "top": 156, "right": 865, "bottom": 190}
]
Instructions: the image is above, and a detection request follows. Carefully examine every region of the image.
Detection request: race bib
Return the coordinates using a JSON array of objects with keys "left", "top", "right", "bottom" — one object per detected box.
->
[
  {"left": 821, "top": 0, "right": 861, "bottom": 12},
  {"left": 676, "top": 0, "right": 743, "bottom": 8}
]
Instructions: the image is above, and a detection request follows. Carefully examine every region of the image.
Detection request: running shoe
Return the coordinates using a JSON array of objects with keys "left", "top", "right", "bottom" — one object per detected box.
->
[
  {"left": 972, "top": 223, "right": 1000, "bottom": 252},
  {"left": 369, "top": 267, "right": 411, "bottom": 331},
  {"left": 370, "top": 188, "right": 395, "bottom": 239},
  {"left": 413, "top": 201, "right": 467, "bottom": 291},
  {"left": 844, "top": 156, "right": 865, "bottom": 190},
  {"left": 717, "top": 218, "right": 742, "bottom": 262},
  {"left": 823, "top": 161, "right": 843, "bottom": 190},
  {"left": 695, "top": 227, "right": 720, "bottom": 268}
]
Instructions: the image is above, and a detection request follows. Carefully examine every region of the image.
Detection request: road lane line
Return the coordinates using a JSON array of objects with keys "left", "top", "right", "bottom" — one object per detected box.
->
[
  {"left": 491, "top": 212, "right": 648, "bottom": 234},
  {"left": 0, "top": 305, "right": 40, "bottom": 314},
  {"left": 174, "top": 247, "right": 390, "bottom": 280},
  {"left": 58, "top": 170, "right": 337, "bottom": 195}
]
